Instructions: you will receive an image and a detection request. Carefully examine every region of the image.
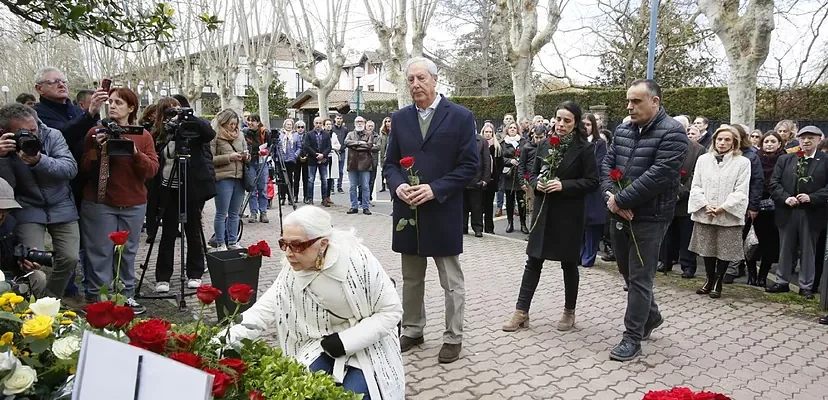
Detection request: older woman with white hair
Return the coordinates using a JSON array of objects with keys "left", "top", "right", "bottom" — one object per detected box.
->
[{"left": 223, "top": 206, "right": 404, "bottom": 400}]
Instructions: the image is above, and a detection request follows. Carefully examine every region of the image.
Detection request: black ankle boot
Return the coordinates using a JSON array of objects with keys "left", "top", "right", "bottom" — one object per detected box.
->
[
  {"left": 746, "top": 262, "right": 758, "bottom": 286},
  {"left": 710, "top": 260, "right": 728, "bottom": 299},
  {"left": 506, "top": 219, "right": 515, "bottom": 233},
  {"left": 757, "top": 263, "right": 771, "bottom": 288},
  {"left": 697, "top": 259, "right": 716, "bottom": 294},
  {"left": 520, "top": 221, "right": 529, "bottom": 234}
]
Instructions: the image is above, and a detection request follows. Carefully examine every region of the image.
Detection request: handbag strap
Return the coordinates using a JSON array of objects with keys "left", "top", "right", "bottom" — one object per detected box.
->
[{"left": 96, "top": 147, "right": 110, "bottom": 203}]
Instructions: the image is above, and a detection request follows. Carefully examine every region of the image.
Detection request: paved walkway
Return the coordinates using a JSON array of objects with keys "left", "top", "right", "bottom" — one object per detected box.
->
[{"left": 134, "top": 203, "right": 828, "bottom": 400}]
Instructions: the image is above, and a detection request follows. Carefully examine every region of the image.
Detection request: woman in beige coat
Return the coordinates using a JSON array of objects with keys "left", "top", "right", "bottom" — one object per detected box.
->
[{"left": 210, "top": 109, "right": 250, "bottom": 251}]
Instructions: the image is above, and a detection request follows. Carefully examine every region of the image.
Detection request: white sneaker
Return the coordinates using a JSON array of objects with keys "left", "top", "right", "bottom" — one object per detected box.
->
[
  {"left": 214, "top": 244, "right": 227, "bottom": 252},
  {"left": 228, "top": 243, "right": 243, "bottom": 250},
  {"left": 125, "top": 297, "right": 146, "bottom": 315},
  {"left": 155, "top": 282, "right": 170, "bottom": 293},
  {"left": 187, "top": 279, "right": 202, "bottom": 289}
]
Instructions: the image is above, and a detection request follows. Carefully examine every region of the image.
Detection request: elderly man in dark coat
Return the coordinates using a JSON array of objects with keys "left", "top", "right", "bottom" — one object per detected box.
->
[{"left": 383, "top": 57, "right": 479, "bottom": 364}]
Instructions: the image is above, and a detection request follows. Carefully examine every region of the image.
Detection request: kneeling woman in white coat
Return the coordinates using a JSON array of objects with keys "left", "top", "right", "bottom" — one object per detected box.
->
[{"left": 223, "top": 206, "right": 404, "bottom": 399}]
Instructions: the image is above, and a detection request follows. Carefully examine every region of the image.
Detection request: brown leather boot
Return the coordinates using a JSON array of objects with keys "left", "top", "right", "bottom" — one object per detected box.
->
[
  {"left": 502, "top": 310, "right": 529, "bottom": 332},
  {"left": 556, "top": 308, "right": 575, "bottom": 331},
  {"left": 322, "top": 198, "right": 331, "bottom": 207}
]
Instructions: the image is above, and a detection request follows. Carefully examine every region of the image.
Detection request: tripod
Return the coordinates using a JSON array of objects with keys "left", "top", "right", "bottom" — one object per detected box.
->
[
  {"left": 136, "top": 140, "right": 202, "bottom": 311},
  {"left": 240, "top": 137, "right": 297, "bottom": 236}
]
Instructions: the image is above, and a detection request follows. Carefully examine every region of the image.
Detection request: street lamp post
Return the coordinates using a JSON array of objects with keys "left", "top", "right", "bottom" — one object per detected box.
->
[
  {"left": 1, "top": 86, "right": 9, "bottom": 105},
  {"left": 353, "top": 66, "right": 365, "bottom": 116}
]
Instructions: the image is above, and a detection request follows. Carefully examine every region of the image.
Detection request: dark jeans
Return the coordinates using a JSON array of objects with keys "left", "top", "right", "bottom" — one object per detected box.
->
[
  {"left": 610, "top": 219, "right": 669, "bottom": 344},
  {"left": 658, "top": 216, "right": 697, "bottom": 274},
  {"left": 155, "top": 188, "right": 205, "bottom": 282},
  {"left": 504, "top": 189, "right": 526, "bottom": 223},
  {"left": 516, "top": 257, "right": 580, "bottom": 311},
  {"left": 462, "top": 189, "right": 483, "bottom": 234},
  {"left": 299, "top": 162, "right": 309, "bottom": 200},
  {"left": 482, "top": 187, "right": 497, "bottom": 233},
  {"left": 309, "top": 353, "right": 371, "bottom": 400},
  {"left": 337, "top": 156, "right": 346, "bottom": 189},
  {"left": 358, "top": 167, "right": 379, "bottom": 203},
  {"left": 580, "top": 224, "right": 604, "bottom": 267}
]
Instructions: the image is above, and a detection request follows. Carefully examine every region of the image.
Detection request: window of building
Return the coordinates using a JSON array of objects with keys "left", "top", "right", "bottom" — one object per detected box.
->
[
  {"left": 368, "top": 63, "right": 376, "bottom": 74},
  {"left": 367, "top": 85, "right": 375, "bottom": 92}
]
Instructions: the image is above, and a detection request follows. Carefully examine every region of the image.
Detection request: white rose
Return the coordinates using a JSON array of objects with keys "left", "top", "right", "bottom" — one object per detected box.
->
[
  {"left": 29, "top": 297, "right": 61, "bottom": 317},
  {"left": 0, "top": 351, "right": 17, "bottom": 371},
  {"left": 3, "top": 363, "right": 37, "bottom": 395},
  {"left": 51, "top": 337, "right": 81, "bottom": 360},
  {"left": 0, "top": 270, "right": 5, "bottom": 282}
]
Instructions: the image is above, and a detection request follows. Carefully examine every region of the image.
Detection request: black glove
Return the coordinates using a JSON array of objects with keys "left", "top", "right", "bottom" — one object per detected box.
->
[{"left": 320, "top": 333, "right": 346, "bottom": 358}]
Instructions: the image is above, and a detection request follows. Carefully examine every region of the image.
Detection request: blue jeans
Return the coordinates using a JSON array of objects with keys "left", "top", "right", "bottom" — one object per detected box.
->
[
  {"left": 496, "top": 190, "right": 505, "bottom": 209},
  {"left": 580, "top": 224, "right": 604, "bottom": 267},
  {"left": 249, "top": 160, "right": 269, "bottom": 214},
  {"left": 307, "top": 163, "right": 329, "bottom": 200},
  {"left": 349, "top": 170, "right": 371, "bottom": 210},
  {"left": 214, "top": 179, "right": 245, "bottom": 246},
  {"left": 337, "top": 156, "right": 346, "bottom": 189},
  {"left": 309, "top": 353, "right": 370, "bottom": 399}
]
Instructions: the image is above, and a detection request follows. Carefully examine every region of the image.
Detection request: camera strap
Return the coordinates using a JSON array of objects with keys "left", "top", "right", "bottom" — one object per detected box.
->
[{"left": 96, "top": 145, "right": 111, "bottom": 203}]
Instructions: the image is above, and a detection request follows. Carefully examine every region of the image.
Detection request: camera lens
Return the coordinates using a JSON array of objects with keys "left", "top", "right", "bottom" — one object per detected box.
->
[{"left": 26, "top": 249, "right": 53, "bottom": 267}]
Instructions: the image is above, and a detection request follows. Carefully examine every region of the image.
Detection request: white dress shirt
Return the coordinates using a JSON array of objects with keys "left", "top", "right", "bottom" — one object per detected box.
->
[{"left": 416, "top": 94, "right": 443, "bottom": 120}]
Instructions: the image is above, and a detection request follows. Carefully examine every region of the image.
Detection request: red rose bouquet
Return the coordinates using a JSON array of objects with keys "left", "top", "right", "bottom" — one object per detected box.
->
[
  {"left": 246, "top": 240, "right": 272, "bottom": 258},
  {"left": 642, "top": 387, "right": 730, "bottom": 400},
  {"left": 609, "top": 168, "right": 644, "bottom": 265}
]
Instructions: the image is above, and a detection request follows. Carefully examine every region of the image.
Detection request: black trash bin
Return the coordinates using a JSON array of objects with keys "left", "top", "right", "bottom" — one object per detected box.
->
[{"left": 206, "top": 249, "right": 262, "bottom": 321}]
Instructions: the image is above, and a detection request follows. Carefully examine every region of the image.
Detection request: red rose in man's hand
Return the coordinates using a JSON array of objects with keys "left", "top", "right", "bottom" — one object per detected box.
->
[
  {"left": 85, "top": 301, "right": 115, "bottom": 329},
  {"left": 111, "top": 305, "right": 135, "bottom": 328},
  {"left": 797, "top": 151, "right": 805, "bottom": 157},
  {"left": 204, "top": 368, "right": 234, "bottom": 397},
  {"left": 228, "top": 283, "right": 255, "bottom": 304},
  {"left": 108, "top": 231, "right": 129, "bottom": 246},
  {"left": 126, "top": 319, "right": 171, "bottom": 353},
  {"left": 609, "top": 168, "right": 623, "bottom": 182},
  {"left": 169, "top": 352, "right": 203, "bottom": 369},
  {"left": 196, "top": 285, "right": 222, "bottom": 305},
  {"left": 400, "top": 156, "right": 415, "bottom": 169}
]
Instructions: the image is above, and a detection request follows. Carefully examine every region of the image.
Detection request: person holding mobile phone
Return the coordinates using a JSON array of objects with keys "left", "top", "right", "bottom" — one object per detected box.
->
[{"left": 210, "top": 109, "right": 249, "bottom": 251}]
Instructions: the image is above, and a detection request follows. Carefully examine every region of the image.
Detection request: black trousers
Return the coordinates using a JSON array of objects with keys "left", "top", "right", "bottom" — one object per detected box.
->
[
  {"left": 658, "top": 216, "right": 697, "bottom": 273},
  {"left": 516, "top": 257, "right": 579, "bottom": 311},
  {"left": 504, "top": 189, "right": 526, "bottom": 223},
  {"left": 482, "top": 187, "right": 497, "bottom": 233},
  {"left": 280, "top": 162, "right": 298, "bottom": 204},
  {"left": 299, "top": 162, "right": 309, "bottom": 200},
  {"left": 462, "top": 189, "right": 484, "bottom": 234},
  {"left": 155, "top": 188, "right": 205, "bottom": 282}
]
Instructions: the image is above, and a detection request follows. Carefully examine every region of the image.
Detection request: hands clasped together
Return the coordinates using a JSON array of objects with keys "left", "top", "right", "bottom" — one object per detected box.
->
[
  {"left": 786, "top": 194, "right": 811, "bottom": 207},
  {"left": 535, "top": 179, "right": 562, "bottom": 194},
  {"left": 395, "top": 183, "right": 435, "bottom": 206}
]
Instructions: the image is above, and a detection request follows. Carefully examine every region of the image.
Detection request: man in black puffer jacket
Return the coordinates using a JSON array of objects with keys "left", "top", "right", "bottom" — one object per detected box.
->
[{"left": 600, "top": 79, "right": 689, "bottom": 362}]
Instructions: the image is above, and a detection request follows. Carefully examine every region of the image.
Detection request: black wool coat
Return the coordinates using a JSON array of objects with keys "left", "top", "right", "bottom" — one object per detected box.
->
[
  {"left": 770, "top": 152, "right": 828, "bottom": 232},
  {"left": 526, "top": 134, "right": 599, "bottom": 263}
]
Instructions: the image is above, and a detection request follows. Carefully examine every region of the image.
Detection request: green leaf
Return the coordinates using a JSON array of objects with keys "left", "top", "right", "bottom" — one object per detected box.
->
[
  {"left": 408, "top": 218, "right": 416, "bottom": 227},
  {"left": 395, "top": 219, "right": 408, "bottom": 231},
  {"left": 68, "top": 5, "right": 85, "bottom": 20},
  {"left": 29, "top": 338, "right": 50, "bottom": 354},
  {"left": 20, "top": 355, "right": 42, "bottom": 368},
  {"left": 0, "top": 312, "right": 22, "bottom": 324},
  {"left": 0, "top": 282, "right": 11, "bottom": 294}
]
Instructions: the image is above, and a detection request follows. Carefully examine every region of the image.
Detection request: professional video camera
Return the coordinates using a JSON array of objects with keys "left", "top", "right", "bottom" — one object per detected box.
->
[
  {"left": 13, "top": 244, "right": 52, "bottom": 267},
  {"left": 163, "top": 107, "right": 201, "bottom": 140},
  {"left": 14, "top": 129, "right": 41, "bottom": 157},
  {"left": 96, "top": 118, "right": 145, "bottom": 157}
]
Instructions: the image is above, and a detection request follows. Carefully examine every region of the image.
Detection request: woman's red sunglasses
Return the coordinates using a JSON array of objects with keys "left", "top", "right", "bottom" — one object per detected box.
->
[{"left": 278, "top": 237, "right": 322, "bottom": 253}]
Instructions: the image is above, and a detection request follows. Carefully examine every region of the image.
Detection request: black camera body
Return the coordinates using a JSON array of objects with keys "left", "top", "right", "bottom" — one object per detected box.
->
[
  {"left": 14, "top": 129, "right": 41, "bottom": 157},
  {"left": 163, "top": 107, "right": 201, "bottom": 140},
  {"left": 97, "top": 119, "right": 144, "bottom": 157},
  {"left": 13, "top": 244, "right": 52, "bottom": 267}
]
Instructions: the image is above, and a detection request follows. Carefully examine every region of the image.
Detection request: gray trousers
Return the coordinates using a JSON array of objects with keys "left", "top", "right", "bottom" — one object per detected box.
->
[
  {"left": 400, "top": 254, "right": 465, "bottom": 344},
  {"left": 16, "top": 221, "right": 79, "bottom": 298},
  {"left": 81, "top": 202, "right": 146, "bottom": 298},
  {"left": 610, "top": 220, "right": 669, "bottom": 344},
  {"left": 776, "top": 209, "right": 817, "bottom": 290}
]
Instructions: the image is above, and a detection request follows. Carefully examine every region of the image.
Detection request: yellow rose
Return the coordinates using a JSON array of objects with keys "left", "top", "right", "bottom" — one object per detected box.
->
[
  {"left": 21, "top": 315, "right": 53, "bottom": 339},
  {"left": 8, "top": 296, "right": 24, "bottom": 306},
  {"left": 0, "top": 293, "right": 14, "bottom": 300},
  {"left": 0, "top": 298, "right": 7, "bottom": 307},
  {"left": 0, "top": 332, "right": 13, "bottom": 346}
]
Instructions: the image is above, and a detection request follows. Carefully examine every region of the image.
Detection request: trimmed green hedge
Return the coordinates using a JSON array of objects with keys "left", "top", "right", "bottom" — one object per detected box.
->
[{"left": 365, "top": 87, "right": 828, "bottom": 121}]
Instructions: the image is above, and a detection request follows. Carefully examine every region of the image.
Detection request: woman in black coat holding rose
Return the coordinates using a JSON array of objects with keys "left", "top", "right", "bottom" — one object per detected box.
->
[{"left": 502, "top": 101, "right": 599, "bottom": 333}]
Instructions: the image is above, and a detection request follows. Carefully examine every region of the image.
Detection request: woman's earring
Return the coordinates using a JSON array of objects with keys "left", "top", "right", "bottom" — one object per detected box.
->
[{"left": 315, "top": 252, "right": 325, "bottom": 270}]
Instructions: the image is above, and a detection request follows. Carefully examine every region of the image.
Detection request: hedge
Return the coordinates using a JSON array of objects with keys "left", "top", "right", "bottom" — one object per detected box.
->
[{"left": 364, "top": 86, "right": 828, "bottom": 122}]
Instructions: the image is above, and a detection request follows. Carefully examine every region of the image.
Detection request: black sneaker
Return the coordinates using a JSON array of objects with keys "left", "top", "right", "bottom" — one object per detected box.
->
[
  {"left": 723, "top": 274, "right": 737, "bottom": 284},
  {"left": 681, "top": 271, "right": 695, "bottom": 279},
  {"left": 766, "top": 283, "right": 790, "bottom": 293},
  {"left": 337, "top": 188, "right": 345, "bottom": 194},
  {"left": 643, "top": 314, "right": 664, "bottom": 340},
  {"left": 363, "top": 209, "right": 372, "bottom": 215},
  {"left": 346, "top": 208, "right": 359, "bottom": 214},
  {"left": 800, "top": 289, "right": 815, "bottom": 300},
  {"left": 610, "top": 338, "right": 641, "bottom": 361},
  {"left": 126, "top": 297, "right": 147, "bottom": 315}
]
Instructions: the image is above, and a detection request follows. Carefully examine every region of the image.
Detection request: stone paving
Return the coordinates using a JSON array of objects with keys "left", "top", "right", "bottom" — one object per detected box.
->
[{"left": 134, "top": 201, "right": 828, "bottom": 400}]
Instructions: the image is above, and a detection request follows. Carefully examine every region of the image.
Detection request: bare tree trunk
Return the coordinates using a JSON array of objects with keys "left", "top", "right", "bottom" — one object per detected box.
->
[
  {"left": 256, "top": 69, "right": 274, "bottom": 129},
  {"left": 316, "top": 89, "right": 330, "bottom": 119},
  {"left": 727, "top": 60, "right": 761, "bottom": 128},
  {"left": 511, "top": 57, "right": 535, "bottom": 121}
]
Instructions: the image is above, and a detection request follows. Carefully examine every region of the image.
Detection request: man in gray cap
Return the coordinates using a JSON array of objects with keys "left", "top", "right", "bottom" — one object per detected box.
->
[
  {"left": 0, "top": 177, "right": 47, "bottom": 297},
  {"left": 768, "top": 126, "right": 828, "bottom": 299}
]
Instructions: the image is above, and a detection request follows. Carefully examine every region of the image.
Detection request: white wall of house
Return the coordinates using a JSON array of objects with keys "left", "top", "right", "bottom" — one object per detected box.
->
[{"left": 339, "top": 63, "right": 396, "bottom": 93}]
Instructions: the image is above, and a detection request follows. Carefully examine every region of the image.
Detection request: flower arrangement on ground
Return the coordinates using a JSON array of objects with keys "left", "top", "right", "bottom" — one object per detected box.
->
[{"left": 643, "top": 387, "right": 730, "bottom": 400}]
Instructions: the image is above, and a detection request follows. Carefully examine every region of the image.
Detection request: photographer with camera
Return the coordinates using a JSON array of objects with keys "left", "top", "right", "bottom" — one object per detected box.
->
[
  {"left": 0, "top": 103, "right": 81, "bottom": 306},
  {"left": 0, "top": 177, "right": 48, "bottom": 298},
  {"left": 244, "top": 114, "right": 271, "bottom": 224},
  {"left": 79, "top": 87, "right": 158, "bottom": 313},
  {"left": 152, "top": 97, "right": 217, "bottom": 293}
]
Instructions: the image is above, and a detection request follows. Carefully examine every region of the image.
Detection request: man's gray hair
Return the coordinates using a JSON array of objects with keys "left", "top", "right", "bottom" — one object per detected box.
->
[
  {"left": 34, "top": 67, "right": 63, "bottom": 84},
  {"left": 405, "top": 57, "right": 438, "bottom": 77},
  {"left": 0, "top": 103, "right": 37, "bottom": 130}
]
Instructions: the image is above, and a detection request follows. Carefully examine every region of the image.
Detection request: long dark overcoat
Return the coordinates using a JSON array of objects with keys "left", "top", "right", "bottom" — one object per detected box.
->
[
  {"left": 583, "top": 138, "right": 608, "bottom": 226},
  {"left": 383, "top": 96, "right": 479, "bottom": 257},
  {"left": 526, "top": 134, "right": 599, "bottom": 263}
]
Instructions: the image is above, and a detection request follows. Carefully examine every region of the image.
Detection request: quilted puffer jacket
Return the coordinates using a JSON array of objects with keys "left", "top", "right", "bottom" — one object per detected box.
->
[{"left": 600, "top": 107, "right": 689, "bottom": 222}]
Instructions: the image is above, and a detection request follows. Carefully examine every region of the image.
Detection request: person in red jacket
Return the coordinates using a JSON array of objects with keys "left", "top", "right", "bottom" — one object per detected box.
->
[{"left": 80, "top": 87, "right": 158, "bottom": 315}]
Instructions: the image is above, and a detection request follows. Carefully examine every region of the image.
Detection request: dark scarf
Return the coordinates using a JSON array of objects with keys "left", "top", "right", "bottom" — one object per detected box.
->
[{"left": 759, "top": 148, "right": 785, "bottom": 193}]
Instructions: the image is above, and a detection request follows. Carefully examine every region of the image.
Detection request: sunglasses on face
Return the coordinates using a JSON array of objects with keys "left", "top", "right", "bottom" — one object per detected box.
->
[
  {"left": 278, "top": 237, "right": 322, "bottom": 253},
  {"left": 750, "top": 135, "right": 761, "bottom": 138}
]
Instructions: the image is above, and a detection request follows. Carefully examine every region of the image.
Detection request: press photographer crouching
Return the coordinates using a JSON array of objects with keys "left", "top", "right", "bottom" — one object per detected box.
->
[
  {"left": 0, "top": 177, "right": 48, "bottom": 298},
  {"left": 151, "top": 97, "right": 217, "bottom": 293},
  {"left": 80, "top": 87, "right": 159, "bottom": 314},
  {"left": 0, "top": 103, "right": 80, "bottom": 306}
]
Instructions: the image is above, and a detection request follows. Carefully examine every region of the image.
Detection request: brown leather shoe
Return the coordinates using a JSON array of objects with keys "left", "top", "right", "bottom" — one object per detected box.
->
[
  {"left": 502, "top": 310, "right": 529, "bottom": 332},
  {"left": 61, "top": 295, "right": 87, "bottom": 311},
  {"left": 399, "top": 335, "right": 424, "bottom": 352},
  {"left": 438, "top": 343, "right": 462, "bottom": 363},
  {"left": 556, "top": 308, "right": 575, "bottom": 331},
  {"left": 495, "top": 209, "right": 503, "bottom": 217}
]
